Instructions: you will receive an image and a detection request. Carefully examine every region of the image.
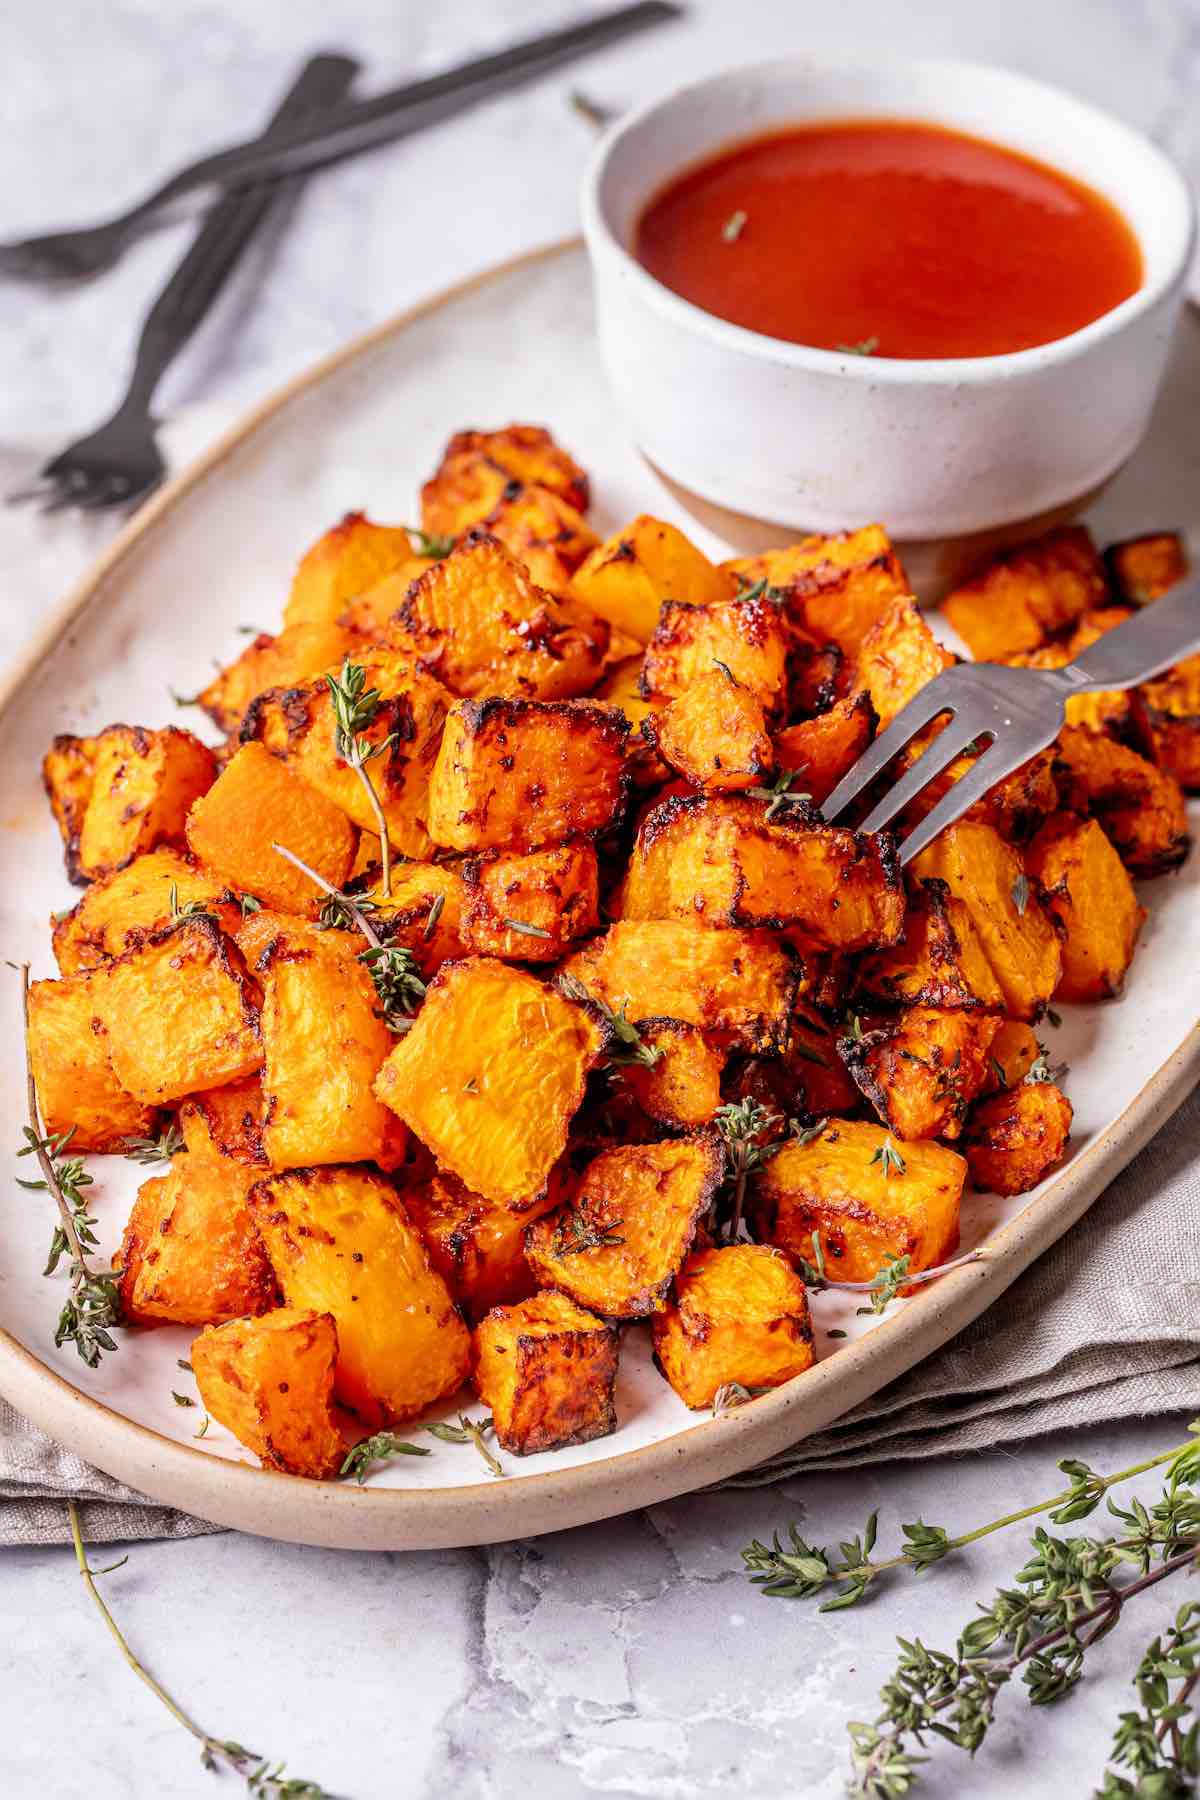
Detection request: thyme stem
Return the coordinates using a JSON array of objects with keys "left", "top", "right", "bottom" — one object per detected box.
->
[
  {"left": 20, "top": 965, "right": 91, "bottom": 1276},
  {"left": 270, "top": 845, "right": 382, "bottom": 949}
]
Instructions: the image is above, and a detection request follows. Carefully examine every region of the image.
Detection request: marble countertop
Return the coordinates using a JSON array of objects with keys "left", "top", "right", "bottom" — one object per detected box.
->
[{"left": 2, "top": 2, "right": 1199, "bottom": 1795}]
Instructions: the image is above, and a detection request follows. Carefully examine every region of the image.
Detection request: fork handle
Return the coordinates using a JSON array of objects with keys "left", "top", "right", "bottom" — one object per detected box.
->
[
  {"left": 122, "top": 53, "right": 358, "bottom": 412},
  {"left": 1060, "top": 568, "right": 1200, "bottom": 692}
]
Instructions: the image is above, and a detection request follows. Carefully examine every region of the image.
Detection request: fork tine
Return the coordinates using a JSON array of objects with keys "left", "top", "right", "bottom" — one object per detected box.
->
[
  {"left": 820, "top": 678, "right": 959, "bottom": 822},
  {"left": 76, "top": 477, "right": 130, "bottom": 512},
  {"left": 856, "top": 718, "right": 992, "bottom": 837},
  {"left": 897, "top": 745, "right": 1023, "bottom": 865}
]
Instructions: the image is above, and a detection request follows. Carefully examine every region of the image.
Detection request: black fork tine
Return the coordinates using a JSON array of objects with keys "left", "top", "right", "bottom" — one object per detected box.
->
[
  {"left": 857, "top": 717, "right": 993, "bottom": 837},
  {"left": 820, "top": 675, "right": 960, "bottom": 823}
]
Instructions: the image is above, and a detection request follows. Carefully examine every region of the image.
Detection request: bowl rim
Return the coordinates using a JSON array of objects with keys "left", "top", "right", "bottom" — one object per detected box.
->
[{"left": 581, "top": 51, "right": 1197, "bottom": 386}]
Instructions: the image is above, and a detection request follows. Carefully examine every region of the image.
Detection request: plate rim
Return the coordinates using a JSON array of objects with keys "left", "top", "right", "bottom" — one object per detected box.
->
[{"left": 2, "top": 236, "right": 1197, "bottom": 1550}]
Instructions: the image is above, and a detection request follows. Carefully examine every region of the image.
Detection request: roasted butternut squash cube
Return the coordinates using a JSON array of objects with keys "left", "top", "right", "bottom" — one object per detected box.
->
[
  {"left": 477, "top": 483, "right": 599, "bottom": 594},
  {"left": 403, "top": 1170, "right": 535, "bottom": 1322},
  {"left": 384, "top": 534, "right": 607, "bottom": 700},
  {"left": 1054, "top": 725, "right": 1190, "bottom": 875},
  {"left": 1007, "top": 617, "right": 1132, "bottom": 737},
  {"left": 248, "top": 1165, "right": 471, "bottom": 1425},
  {"left": 982, "top": 1020, "right": 1042, "bottom": 1092},
  {"left": 641, "top": 590, "right": 790, "bottom": 714},
  {"left": 198, "top": 621, "right": 358, "bottom": 735},
  {"left": 238, "top": 914, "right": 408, "bottom": 1170},
  {"left": 1105, "top": 531, "right": 1188, "bottom": 605},
  {"left": 751, "top": 1119, "right": 966, "bottom": 1282},
  {"left": 374, "top": 958, "right": 602, "bottom": 1208},
  {"left": 620, "top": 1020, "right": 726, "bottom": 1128},
  {"left": 186, "top": 741, "right": 357, "bottom": 914},
  {"left": 840, "top": 1007, "right": 1001, "bottom": 1141},
  {"left": 241, "top": 653, "right": 449, "bottom": 860},
  {"left": 180, "top": 1074, "right": 267, "bottom": 1168},
  {"left": 964, "top": 1080, "right": 1073, "bottom": 1195},
  {"left": 45, "top": 725, "right": 216, "bottom": 885},
  {"left": 353, "top": 860, "right": 467, "bottom": 975},
  {"left": 855, "top": 595, "right": 954, "bottom": 729},
  {"left": 459, "top": 839, "right": 599, "bottom": 960},
  {"left": 192, "top": 1308, "right": 344, "bottom": 1480},
  {"left": 1135, "top": 653, "right": 1200, "bottom": 791},
  {"left": 942, "top": 525, "right": 1109, "bottom": 661},
  {"left": 421, "top": 424, "right": 589, "bottom": 540},
  {"left": 571, "top": 515, "right": 732, "bottom": 643},
  {"left": 473, "top": 1290, "right": 618, "bottom": 1455},
  {"left": 283, "top": 512, "right": 418, "bottom": 631},
  {"left": 620, "top": 793, "right": 904, "bottom": 952},
  {"left": 723, "top": 524, "right": 906, "bottom": 655},
  {"left": 51, "top": 849, "right": 241, "bottom": 975},
  {"left": 857, "top": 878, "right": 1006, "bottom": 1012},
  {"left": 526, "top": 1136, "right": 722, "bottom": 1318},
  {"left": 594, "top": 654, "right": 652, "bottom": 727},
  {"left": 116, "top": 1154, "right": 277, "bottom": 1327},
  {"left": 1026, "top": 813, "right": 1145, "bottom": 1001},
  {"left": 910, "top": 823, "right": 1062, "bottom": 1020},
  {"left": 427, "top": 697, "right": 628, "bottom": 853},
  {"left": 649, "top": 664, "right": 771, "bottom": 791},
  {"left": 773, "top": 692, "right": 876, "bottom": 806},
  {"left": 27, "top": 971, "right": 154, "bottom": 1150},
  {"left": 91, "top": 917, "right": 262, "bottom": 1104},
  {"left": 652, "top": 1244, "right": 814, "bottom": 1411},
  {"left": 562, "top": 921, "right": 797, "bottom": 1053}
]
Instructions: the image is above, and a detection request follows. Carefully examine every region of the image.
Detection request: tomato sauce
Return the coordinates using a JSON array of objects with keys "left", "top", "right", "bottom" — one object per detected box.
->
[{"left": 634, "top": 120, "right": 1143, "bottom": 360}]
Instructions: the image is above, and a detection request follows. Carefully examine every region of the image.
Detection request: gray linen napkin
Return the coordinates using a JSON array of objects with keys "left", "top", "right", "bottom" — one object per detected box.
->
[{"left": 4, "top": 1085, "right": 1198, "bottom": 1544}]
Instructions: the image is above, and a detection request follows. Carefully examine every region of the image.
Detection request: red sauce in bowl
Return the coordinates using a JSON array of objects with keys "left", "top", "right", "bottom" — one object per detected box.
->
[{"left": 634, "top": 119, "right": 1143, "bottom": 360}]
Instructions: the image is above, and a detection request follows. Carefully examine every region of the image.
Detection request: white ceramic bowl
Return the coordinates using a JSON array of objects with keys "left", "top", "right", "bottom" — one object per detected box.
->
[{"left": 582, "top": 56, "right": 1195, "bottom": 543}]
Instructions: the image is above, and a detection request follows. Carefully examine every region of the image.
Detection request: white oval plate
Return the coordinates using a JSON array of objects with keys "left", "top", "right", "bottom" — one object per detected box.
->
[{"left": 1, "top": 241, "right": 1198, "bottom": 1550}]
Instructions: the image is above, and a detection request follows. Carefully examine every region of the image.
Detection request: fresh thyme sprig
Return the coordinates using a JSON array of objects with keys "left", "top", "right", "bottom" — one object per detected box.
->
[
  {"left": 168, "top": 882, "right": 213, "bottom": 924},
  {"left": 340, "top": 1431, "right": 431, "bottom": 1484},
  {"left": 271, "top": 844, "right": 424, "bottom": 1032},
  {"left": 67, "top": 1503, "right": 333, "bottom": 1796},
  {"left": 837, "top": 336, "right": 880, "bottom": 356},
  {"left": 403, "top": 524, "right": 456, "bottom": 559},
  {"left": 1100, "top": 1603, "right": 1200, "bottom": 1794},
  {"left": 122, "top": 1122, "right": 185, "bottom": 1166},
  {"left": 554, "top": 975, "right": 664, "bottom": 1070},
  {"left": 17, "top": 966, "right": 121, "bottom": 1368},
  {"left": 713, "top": 1099, "right": 788, "bottom": 1241},
  {"left": 425, "top": 1413, "right": 505, "bottom": 1478},
  {"left": 551, "top": 1209, "right": 627, "bottom": 1259},
  {"left": 795, "top": 1229, "right": 987, "bottom": 1313},
  {"left": 747, "top": 769, "right": 813, "bottom": 822},
  {"left": 324, "top": 659, "right": 397, "bottom": 897}
]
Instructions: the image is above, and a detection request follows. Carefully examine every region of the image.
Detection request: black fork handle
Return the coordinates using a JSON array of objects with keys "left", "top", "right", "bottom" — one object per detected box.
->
[
  {"left": 1061, "top": 567, "right": 1200, "bottom": 693},
  {"left": 123, "top": 52, "right": 359, "bottom": 412}
]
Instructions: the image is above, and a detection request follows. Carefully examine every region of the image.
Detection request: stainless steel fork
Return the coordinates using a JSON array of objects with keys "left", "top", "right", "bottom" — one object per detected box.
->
[
  {"left": 8, "top": 53, "right": 358, "bottom": 515},
  {"left": 821, "top": 569, "right": 1200, "bottom": 863}
]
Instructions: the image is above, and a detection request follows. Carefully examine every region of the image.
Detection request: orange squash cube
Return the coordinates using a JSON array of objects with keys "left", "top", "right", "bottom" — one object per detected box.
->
[
  {"left": 51, "top": 849, "right": 240, "bottom": 976},
  {"left": 641, "top": 590, "right": 791, "bottom": 713},
  {"left": 1105, "top": 531, "right": 1188, "bottom": 606},
  {"left": 26, "top": 971, "right": 154, "bottom": 1151},
  {"left": 421, "top": 424, "right": 589, "bottom": 541},
  {"left": 116, "top": 1154, "right": 277, "bottom": 1327},
  {"left": 403, "top": 1169, "right": 535, "bottom": 1322},
  {"left": 620, "top": 1020, "right": 727, "bottom": 1129},
  {"left": 773, "top": 692, "right": 876, "bottom": 806},
  {"left": 943, "top": 526, "right": 1109, "bottom": 661},
  {"left": 1026, "top": 812, "right": 1145, "bottom": 1000},
  {"left": 44, "top": 725, "right": 216, "bottom": 885},
  {"left": 459, "top": 839, "right": 599, "bottom": 961},
  {"left": 652, "top": 1244, "right": 814, "bottom": 1411},
  {"left": 840, "top": 1007, "right": 1001, "bottom": 1142},
  {"left": 857, "top": 878, "right": 1006, "bottom": 1013},
  {"left": 197, "top": 620, "right": 357, "bottom": 736},
  {"left": 186, "top": 741, "right": 357, "bottom": 915},
  {"left": 473, "top": 1291, "right": 618, "bottom": 1454},
  {"left": 983, "top": 1020, "right": 1042, "bottom": 1092},
  {"left": 649, "top": 665, "right": 772, "bottom": 791},
  {"left": 854, "top": 594, "right": 954, "bottom": 729},
  {"left": 1055, "top": 725, "right": 1190, "bottom": 875},
  {"left": 572, "top": 515, "right": 732, "bottom": 643},
  {"left": 476, "top": 483, "right": 599, "bottom": 594},
  {"left": 964, "top": 1080, "right": 1073, "bottom": 1195},
  {"left": 1134, "top": 653, "right": 1200, "bottom": 791},
  {"left": 723, "top": 524, "right": 906, "bottom": 656},
  {"left": 282, "top": 512, "right": 418, "bottom": 631},
  {"left": 192, "top": 1308, "right": 344, "bottom": 1479}
]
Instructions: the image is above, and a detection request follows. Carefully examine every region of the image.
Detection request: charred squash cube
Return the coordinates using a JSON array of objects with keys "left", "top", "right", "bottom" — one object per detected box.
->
[
  {"left": 475, "top": 483, "right": 599, "bottom": 594},
  {"left": 751, "top": 1119, "right": 966, "bottom": 1283},
  {"left": 198, "top": 620, "right": 357, "bottom": 736},
  {"left": 1026, "top": 813, "right": 1145, "bottom": 1001},
  {"left": 236, "top": 913, "right": 408, "bottom": 1171},
  {"left": 840, "top": 1007, "right": 1001, "bottom": 1141},
  {"left": 116, "top": 1154, "right": 277, "bottom": 1328},
  {"left": 91, "top": 917, "right": 262, "bottom": 1104},
  {"left": 857, "top": 878, "right": 1006, "bottom": 1013},
  {"left": 241, "top": 653, "right": 450, "bottom": 861},
  {"left": 403, "top": 1169, "right": 535, "bottom": 1323},
  {"left": 649, "top": 664, "right": 772, "bottom": 791},
  {"left": 561, "top": 921, "right": 797, "bottom": 1053},
  {"left": 355, "top": 859, "right": 467, "bottom": 975},
  {"left": 473, "top": 1290, "right": 618, "bottom": 1455},
  {"left": 1134, "top": 653, "right": 1200, "bottom": 791},
  {"left": 44, "top": 725, "right": 216, "bottom": 885},
  {"left": 571, "top": 514, "right": 732, "bottom": 643},
  {"left": 910, "top": 822, "right": 1062, "bottom": 1020},
  {"left": 26, "top": 971, "right": 154, "bottom": 1150},
  {"left": 641, "top": 591, "right": 791, "bottom": 714},
  {"left": 1054, "top": 725, "right": 1190, "bottom": 875},
  {"left": 384, "top": 534, "right": 607, "bottom": 700},
  {"left": 723, "top": 524, "right": 907, "bottom": 656},
  {"left": 51, "top": 849, "right": 240, "bottom": 976},
  {"left": 421, "top": 424, "right": 589, "bottom": 541},
  {"left": 186, "top": 741, "right": 357, "bottom": 915},
  {"left": 426, "top": 697, "right": 629, "bottom": 853},
  {"left": 526, "top": 1135, "right": 722, "bottom": 1318},
  {"left": 773, "top": 692, "right": 876, "bottom": 806},
  {"left": 192, "top": 1308, "right": 344, "bottom": 1480},
  {"left": 854, "top": 595, "right": 954, "bottom": 729},
  {"left": 942, "top": 525, "right": 1109, "bottom": 661},
  {"left": 1105, "top": 531, "right": 1189, "bottom": 606},
  {"left": 459, "top": 839, "right": 599, "bottom": 960},
  {"left": 180, "top": 1074, "right": 267, "bottom": 1168},
  {"left": 620, "top": 1020, "right": 727, "bottom": 1129},
  {"left": 282, "top": 512, "right": 419, "bottom": 631},
  {"left": 652, "top": 1244, "right": 814, "bottom": 1411},
  {"left": 374, "top": 958, "right": 603, "bottom": 1208},
  {"left": 964, "top": 1080, "right": 1073, "bottom": 1195},
  {"left": 619, "top": 793, "right": 904, "bottom": 953},
  {"left": 248, "top": 1165, "right": 471, "bottom": 1426}
]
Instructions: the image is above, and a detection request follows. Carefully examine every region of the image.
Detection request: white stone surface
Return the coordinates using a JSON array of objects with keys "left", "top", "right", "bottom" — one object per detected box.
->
[{"left": 2, "top": 3, "right": 1199, "bottom": 1796}]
